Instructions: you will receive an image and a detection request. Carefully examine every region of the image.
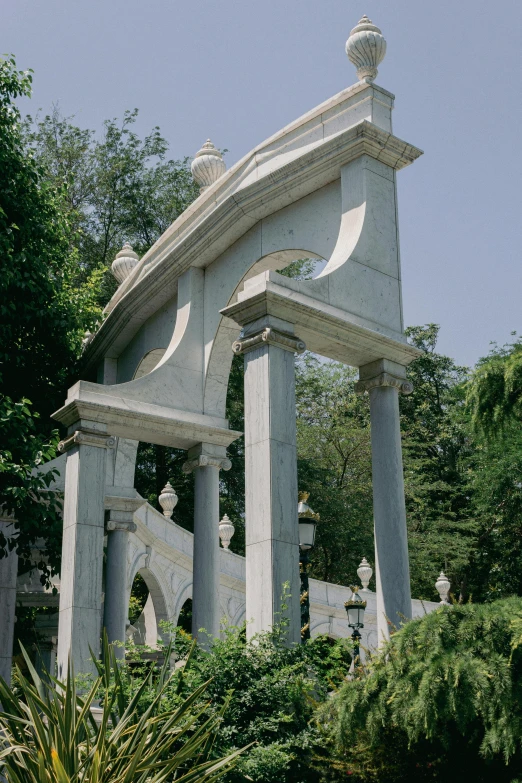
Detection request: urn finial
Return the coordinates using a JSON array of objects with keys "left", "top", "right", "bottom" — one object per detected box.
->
[
  {"left": 435, "top": 571, "right": 451, "bottom": 605},
  {"left": 219, "top": 514, "right": 235, "bottom": 551},
  {"left": 158, "top": 482, "right": 178, "bottom": 519},
  {"left": 345, "top": 15, "right": 387, "bottom": 83},
  {"left": 357, "top": 557, "right": 373, "bottom": 591},
  {"left": 111, "top": 242, "right": 139, "bottom": 284},
  {"left": 191, "top": 139, "right": 226, "bottom": 193}
]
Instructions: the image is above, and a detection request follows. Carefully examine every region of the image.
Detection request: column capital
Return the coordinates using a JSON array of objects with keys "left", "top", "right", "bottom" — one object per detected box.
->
[
  {"left": 355, "top": 372, "right": 413, "bottom": 396},
  {"left": 59, "top": 429, "right": 116, "bottom": 453},
  {"left": 182, "top": 454, "right": 232, "bottom": 474},
  {"left": 355, "top": 358, "right": 413, "bottom": 396},
  {"left": 232, "top": 327, "right": 306, "bottom": 356}
]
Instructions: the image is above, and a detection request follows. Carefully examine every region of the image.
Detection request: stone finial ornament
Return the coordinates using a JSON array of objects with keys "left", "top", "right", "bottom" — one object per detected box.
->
[
  {"left": 435, "top": 571, "right": 451, "bottom": 605},
  {"left": 357, "top": 557, "right": 373, "bottom": 591},
  {"left": 111, "top": 242, "right": 139, "bottom": 284},
  {"left": 219, "top": 514, "right": 235, "bottom": 551},
  {"left": 191, "top": 139, "right": 226, "bottom": 193},
  {"left": 158, "top": 482, "right": 178, "bottom": 519},
  {"left": 345, "top": 15, "right": 387, "bottom": 83}
]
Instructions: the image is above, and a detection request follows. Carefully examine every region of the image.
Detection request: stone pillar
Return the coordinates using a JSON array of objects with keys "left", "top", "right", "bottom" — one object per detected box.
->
[
  {"left": 103, "top": 498, "right": 141, "bottom": 659},
  {"left": 233, "top": 319, "right": 305, "bottom": 646},
  {"left": 183, "top": 445, "right": 231, "bottom": 645},
  {"left": 34, "top": 612, "right": 59, "bottom": 680},
  {"left": 356, "top": 359, "right": 413, "bottom": 642},
  {"left": 0, "top": 520, "right": 18, "bottom": 685},
  {"left": 57, "top": 425, "right": 115, "bottom": 681}
]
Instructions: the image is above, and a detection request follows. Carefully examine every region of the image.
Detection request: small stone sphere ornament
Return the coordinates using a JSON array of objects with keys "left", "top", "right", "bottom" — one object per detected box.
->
[
  {"left": 435, "top": 571, "right": 451, "bottom": 605},
  {"left": 357, "top": 557, "right": 373, "bottom": 591},
  {"left": 219, "top": 514, "right": 235, "bottom": 551},
  {"left": 111, "top": 242, "right": 140, "bottom": 284},
  {"left": 158, "top": 482, "right": 178, "bottom": 519},
  {"left": 191, "top": 139, "right": 226, "bottom": 193},
  {"left": 345, "top": 15, "right": 387, "bottom": 83}
]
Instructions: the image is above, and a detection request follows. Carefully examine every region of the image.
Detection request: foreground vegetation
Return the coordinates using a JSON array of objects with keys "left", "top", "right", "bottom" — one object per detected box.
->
[{"left": 0, "top": 638, "right": 246, "bottom": 783}]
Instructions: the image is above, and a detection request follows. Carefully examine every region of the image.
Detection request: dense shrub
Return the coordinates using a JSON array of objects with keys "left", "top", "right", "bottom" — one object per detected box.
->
[
  {"left": 119, "top": 624, "right": 352, "bottom": 783},
  {"left": 323, "top": 598, "right": 522, "bottom": 782}
]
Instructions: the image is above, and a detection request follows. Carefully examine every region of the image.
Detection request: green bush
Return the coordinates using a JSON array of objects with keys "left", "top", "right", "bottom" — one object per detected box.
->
[
  {"left": 323, "top": 598, "right": 522, "bottom": 782},
  {"left": 115, "top": 624, "right": 352, "bottom": 783},
  {"left": 0, "top": 639, "right": 246, "bottom": 783}
]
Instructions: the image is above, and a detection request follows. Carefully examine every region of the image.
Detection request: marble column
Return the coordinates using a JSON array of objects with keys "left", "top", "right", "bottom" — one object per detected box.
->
[
  {"left": 356, "top": 359, "right": 413, "bottom": 642},
  {"left": 183, "top": 445, "right": 231, "bottom": 645},
  {"left": 0, "top": 520, "right": 18, "bottom": 685},
  {"left": 103, "top": 498, "right": 141, "bottom": 659},
  {"left": 233, "top": 318, "right": 305, "bottom": 646},
  {"left": 56, "top": 425, "right": 115, "bottom": 681}
]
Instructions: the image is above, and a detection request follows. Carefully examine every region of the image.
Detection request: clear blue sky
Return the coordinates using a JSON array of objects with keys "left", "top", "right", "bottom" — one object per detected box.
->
[{"left": 5, "top": 0, "right": 521, "bottom": 367}]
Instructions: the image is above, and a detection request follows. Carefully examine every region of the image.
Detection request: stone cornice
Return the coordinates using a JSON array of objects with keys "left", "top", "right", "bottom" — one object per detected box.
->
[
  {"left": 182, "top": 455, "right": 232, "bottom": 474},
  {"left": 232, "top": 327, "right": 306, "bottom": 356},
  {"left": 53, "top": 392, "right": 241, "bottom": 450},
  {"left": 58, "top": 430, "right": 116, "bottom": 453},
  {"left": 81, "top": 120, "right": 423, "bottom": 372},
  {"left": 222, "top": 274, "right": 422, "bottom": 368},
  {"left": 355, "top": 372, "right": 413, "bottom": 395}
]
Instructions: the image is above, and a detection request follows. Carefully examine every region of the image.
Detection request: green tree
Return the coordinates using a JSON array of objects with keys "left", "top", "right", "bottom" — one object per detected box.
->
[
  {"left": 0, "top": 57, "right": 99, "bottom": 575},
  {"left": 24, "top": 107, "right": 200, "bottom": 308},
  {"left": 295, "top": 355, "right": 373, "bottom": 586},
  {"left": 324, "top": 599, "right": 522, "bottom": 782},
  {"left": 467, "top": 336, "right": 522, "bottom": 436},
  {"left": 401, "top": 325, "right": 477, "bottom": 601}
]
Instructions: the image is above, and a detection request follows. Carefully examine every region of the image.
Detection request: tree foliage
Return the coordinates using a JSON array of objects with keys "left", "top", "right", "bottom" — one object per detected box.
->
[
  {"left": 24, "top": 107, "right": 200, "bottom": 308},
  {"left": 324, "top": 599, "right": 522, "bottom": 782},
  {"left": 0, "top": 56, "right": 98, "bottom": 573},
  {"left": 120, "top": 623, "right": 352, "bottom": 783},
  {"left": 467, "top": 336, "right": 522, "bottom": 436}
]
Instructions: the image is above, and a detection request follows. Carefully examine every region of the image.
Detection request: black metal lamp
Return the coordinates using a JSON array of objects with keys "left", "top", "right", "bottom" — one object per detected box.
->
[
  {"left": 344, "top": 587, "right": 367, "bottom": 664},
  {"left": 298, "top": 492, "right": 319, "bottom": 642}
]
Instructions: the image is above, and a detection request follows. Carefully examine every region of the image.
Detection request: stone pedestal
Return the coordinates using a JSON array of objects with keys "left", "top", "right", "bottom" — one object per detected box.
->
[
  {"left": 103, "top": 497, "right": 141, "bottom": 659},
  {"left": 356, "top": 360, "right": 413, "bottom": 642},
  {"left": 183, "top": 445, "right": 231, "bottom": 645},
  {"left": 233, "top": 318, "right": 305, "bottom": 646},
  {"left": 0, "top": 521, "right": 18, "bottom": 685},
  {"left": 56, "top": 425, "right": 115, "bottom": 681}
]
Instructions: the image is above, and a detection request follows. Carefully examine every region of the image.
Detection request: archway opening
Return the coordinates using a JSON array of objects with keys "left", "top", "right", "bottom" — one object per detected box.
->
[
  {"left": 127, "top": 568, "right": 170, "bottom": 648},
  {"left": 177, "top": 598, "right": 192, "bottom": 635}
]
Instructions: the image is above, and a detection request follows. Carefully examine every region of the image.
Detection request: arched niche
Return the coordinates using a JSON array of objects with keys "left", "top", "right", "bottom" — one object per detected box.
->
[{"left": 128, "top": 567, "right": 171, "bottom": 647}]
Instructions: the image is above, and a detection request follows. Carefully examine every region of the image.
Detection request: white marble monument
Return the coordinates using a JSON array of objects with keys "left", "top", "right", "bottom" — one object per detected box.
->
[{"left": 43, "top": 16, "right": 425, "bottom": 676}]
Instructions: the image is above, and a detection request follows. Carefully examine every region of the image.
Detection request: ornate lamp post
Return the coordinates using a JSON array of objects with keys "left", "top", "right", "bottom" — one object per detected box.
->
[
  {"left": 298, "top": 492, "right": 319, "bottom": 642},
  {"left": 344, "top": 588, "right": 367, "bottom": 664}
]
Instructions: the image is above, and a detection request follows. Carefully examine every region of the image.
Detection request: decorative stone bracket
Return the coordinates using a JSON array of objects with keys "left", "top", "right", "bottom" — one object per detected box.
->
[
  {"left": 182, "top": 455, "right": 232, "bottom": 474},
  {"left": 58, "top": 430, "right": 116, "bottom": 453},
  {"left": 232, "top": 327, "right": 306, "bottom": 356},
  {"left": 106, "top": 519, "right": 137, "bottom": 533},
  {"left": 354, "top": 372, "right": 413, "bottom": 396}
]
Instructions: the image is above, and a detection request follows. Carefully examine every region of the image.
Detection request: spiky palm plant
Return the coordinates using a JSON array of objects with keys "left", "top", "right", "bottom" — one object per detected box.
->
[{"left": 0, "top": 638, "right": 248, "bottom": 783}]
